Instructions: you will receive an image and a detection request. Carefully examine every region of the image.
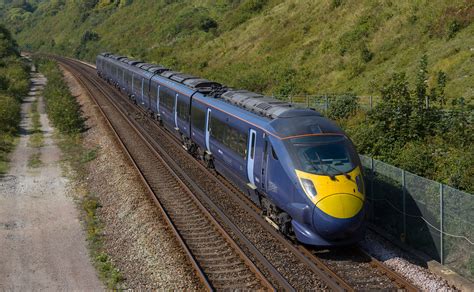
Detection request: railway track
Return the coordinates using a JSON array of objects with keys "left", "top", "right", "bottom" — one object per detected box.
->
[
  {"left": 55, "top": 56, "right": 419, "bottom": 291},
  {"left": 55, "top": 57, "right": 276, "bottom": 291}
]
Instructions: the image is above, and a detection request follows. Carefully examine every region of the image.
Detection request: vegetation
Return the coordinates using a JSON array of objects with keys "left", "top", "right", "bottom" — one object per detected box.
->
[
  {"left": 0, "top": 1, "right": 472, "bottom": 100},
  {"left": 36, "top": 59, "right": 85, "bottom": 134},
  {"left": 342, "top": 55, "right": 473, "bottom": 193},
  {"left": 34, "top": 56, "right": 122, "bottom": 288},
  {"left": 28, "top": 97, "right": 44, "bottom": 148},
  {"left": 27, "top": 152, "right": 41, "bottom": 168},
  {"left": 0, "top": 23, "right": 29, "bottom": 174}
]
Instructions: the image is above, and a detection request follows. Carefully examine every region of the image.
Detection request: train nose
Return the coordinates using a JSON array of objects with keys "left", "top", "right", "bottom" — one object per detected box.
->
[{"left": 313, "top": 194, "right": 365, "bottom": 240}]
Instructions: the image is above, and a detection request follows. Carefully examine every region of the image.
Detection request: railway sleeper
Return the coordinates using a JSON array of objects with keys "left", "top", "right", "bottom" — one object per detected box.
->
[
  {"left": 181, "top": 234, "right": 221, "bottom": 243},
  {"left": 189, "top": 243, "right": 230, "bottom": 254},
  {"left": 204, "top": 265, "right": 249, "bottom": 275},
  {"left": 206, "top": 272, "right": 256, "bottom": 283},
  {"left": 187, "top": 241, "right": 228, "bottom": 251},
  {"left": 196, "top": 254, "right": 238, "bottom": 265},
  {"left": 193, "top": 249, "right": 235, "bottom": 258},
  {"left": 179, "top": 224, "right": 216, "bottom": 233},
  {"left": 212, "top": 279, "right": 260, "bottom": 290}
]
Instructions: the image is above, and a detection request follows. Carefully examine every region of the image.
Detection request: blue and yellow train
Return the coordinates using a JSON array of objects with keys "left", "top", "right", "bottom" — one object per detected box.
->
[{"left": 96, "top": 53, "right": 366, "bottom": 246}]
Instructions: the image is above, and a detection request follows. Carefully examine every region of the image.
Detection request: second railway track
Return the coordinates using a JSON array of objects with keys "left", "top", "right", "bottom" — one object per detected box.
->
[
  {"left": 57, "top": 57, "right": 277, "bottom": 291},
  {"left": 55, "top": 56, "right": 419, "bottom": 292}
]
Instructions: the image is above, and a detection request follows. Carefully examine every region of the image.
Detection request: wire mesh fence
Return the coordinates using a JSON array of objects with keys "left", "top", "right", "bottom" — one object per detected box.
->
[
  {"left": 360, "top": 155, "right": 474, "bottom": 281},
  {"left": 276, "top": 94, "right": 380, "bottom": 112}
]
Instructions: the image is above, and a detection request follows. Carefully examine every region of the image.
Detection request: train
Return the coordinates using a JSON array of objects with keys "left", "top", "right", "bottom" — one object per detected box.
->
[{"left": 96, "top": 52, "right": 366, "bottom": 246}]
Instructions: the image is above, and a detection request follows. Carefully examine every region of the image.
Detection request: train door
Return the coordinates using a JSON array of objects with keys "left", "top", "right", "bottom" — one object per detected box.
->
[
  {"left": 174, "top": 93, "right": 179, "bottom": 130},
  {"left": 140, "top": 78, "right": 145, "bottom": 105},
  {"left": 156, "top": 85, "right": 161, "bottom": 115},
  {"left": 205, "top": 108, "right": 211, "bottom": 153},
  {"left": 261, "top": 136, "right": 269, "bottom": 192},
  {"left": 247, "top": 129, "right": 257, "bottom": 186}
]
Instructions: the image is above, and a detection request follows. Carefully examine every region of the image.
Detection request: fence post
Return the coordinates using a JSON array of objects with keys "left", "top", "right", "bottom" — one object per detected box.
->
[
  {"left": 426, "top": 95, "right": 430, "bottom": 109},
  {"left": 402, "top": 169, "right": 406, "bottom": 242},
  {"left": 306, "top": 95, "right": 310, "bottom": 108},
  {"left": 370, "top": 157, "right": 375, "bottom": 221},
  {"left": 369, "top": 96, "right": 373, "bottom": 111},
  {"left": 325, "top": 95, "right": 329, "bottom": 113},
  {"left": 440, "top": 183, "right": 444, "bottom": 265}
]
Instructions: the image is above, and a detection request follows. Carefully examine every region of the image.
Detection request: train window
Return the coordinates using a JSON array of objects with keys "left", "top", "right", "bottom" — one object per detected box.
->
[
  {"left": 250, "top": 132, "right": 256, "bottom": 159},
  {"left": 210, "top": 117, "right": 247, "bottom": 157},
  {"left": 210, "top": 117, "right": 225, "bottom": 142},
  {"left": 160, "top": 88, "right": 175, "bottom": 110},
  {"left": 177, "top": 99, "right": 189, "bottom": 121},
  {"left": 271, "top": 146, "right": 278, "bottom": 160},
  {"left": 191, "top": 106, "right": 206, "bottom": 131}
]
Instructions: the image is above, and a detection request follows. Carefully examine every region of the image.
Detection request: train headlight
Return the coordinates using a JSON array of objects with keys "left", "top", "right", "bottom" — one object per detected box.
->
[{"left": 300, "top": 178, "right": 317, "bottom": 199}]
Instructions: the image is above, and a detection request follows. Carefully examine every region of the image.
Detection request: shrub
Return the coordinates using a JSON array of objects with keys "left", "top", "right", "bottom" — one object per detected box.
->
[
  {"left": 327, "top": 93, "right": 359, "bottom": 120},
  {"left": 361, "top": 44, "right": 373, "bottom": 63},
  {"left": 393, "top": 140, "right": 434, "bottom": 178},
  {"left": 0, "top": 93, "right": 20, "bottom": 134},
  {"left": 37, "top": 59, "right": 85, "bottom": 134}
]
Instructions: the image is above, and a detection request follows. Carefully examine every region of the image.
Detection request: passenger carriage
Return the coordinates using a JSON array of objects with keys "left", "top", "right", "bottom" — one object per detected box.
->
[{"left": 96, "top": 53, "right": 367, "bottom": 246}]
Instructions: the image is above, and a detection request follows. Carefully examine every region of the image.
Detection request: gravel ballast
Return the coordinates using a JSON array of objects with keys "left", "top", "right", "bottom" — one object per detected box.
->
[
  {"left": 62, "top": 69, "right": 203, "bottom": 290},
  {"left": 360, "top": 230, "right": 455, "bottom": 291}
]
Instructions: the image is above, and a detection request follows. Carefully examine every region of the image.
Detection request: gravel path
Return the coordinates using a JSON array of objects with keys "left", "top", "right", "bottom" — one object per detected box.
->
[
  {"left": 0, "top": 70, "right": 103, "bottom": 290},
  {"left": 62, "top": 69, "right": 203, "bottom": 290}
]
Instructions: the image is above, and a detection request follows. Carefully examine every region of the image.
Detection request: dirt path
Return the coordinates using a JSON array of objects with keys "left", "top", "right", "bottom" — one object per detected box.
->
[{"left": 0, "top": 69, "right": 103, "bottom": 290}]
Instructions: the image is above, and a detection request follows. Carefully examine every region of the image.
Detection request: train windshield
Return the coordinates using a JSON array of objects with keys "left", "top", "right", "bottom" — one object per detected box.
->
[{"left": 288, "top": 135, "right": 359, "bottom": 176}]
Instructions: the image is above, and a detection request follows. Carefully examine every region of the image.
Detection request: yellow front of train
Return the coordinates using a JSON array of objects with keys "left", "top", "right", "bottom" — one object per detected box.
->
[{"left": 288, "top": 134, "right": 367, "bottom": 242}]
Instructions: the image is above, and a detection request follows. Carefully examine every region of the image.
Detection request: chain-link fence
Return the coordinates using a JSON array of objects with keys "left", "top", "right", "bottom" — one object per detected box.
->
[{"left": 360, "top": 155, "right": 474, "bottom": 281}]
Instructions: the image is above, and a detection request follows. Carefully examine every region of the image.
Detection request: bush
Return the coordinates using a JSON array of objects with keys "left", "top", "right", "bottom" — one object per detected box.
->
[
  {"left": 327, "top": 93, "right": 359, "bottom": 120},
  {"left": 37, "top": 59, "right": 85, "bottom": 134},
  {"left": 393, "top": 141, "right": 434, "bottom": 178},
  {"left": 0, "top": 93, "right": 20, "bottom": 134}
]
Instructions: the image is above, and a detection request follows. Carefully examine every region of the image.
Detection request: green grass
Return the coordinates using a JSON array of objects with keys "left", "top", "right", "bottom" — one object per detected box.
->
[
  {"left": 82, "top": 193, "right": 124, "bottom": 288},
  {"left": 27, "top": 152, "right": 42, "bottom": 168},
  {"left": 1, "top": 1, "right": 472, "bottom": 100},
  {"left": 28, "top": 98, "right": 44, "bottom": 148},
  {"left": 0, "top": 133, "right": 17, "bottom": 175}
]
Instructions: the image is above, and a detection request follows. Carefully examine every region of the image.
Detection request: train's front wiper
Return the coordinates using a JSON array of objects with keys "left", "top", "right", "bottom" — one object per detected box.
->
[{"left": 305, "top": 151, "right": 335, "bottom": 180}]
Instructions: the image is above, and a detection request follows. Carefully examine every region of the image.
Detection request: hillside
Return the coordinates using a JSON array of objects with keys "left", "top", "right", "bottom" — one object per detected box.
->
[
  {"left": 0, "top": 0, "right": 473, "bottom": 100},
  {"left": 1, "top": 0, "right": 472, "bottom": 192}
]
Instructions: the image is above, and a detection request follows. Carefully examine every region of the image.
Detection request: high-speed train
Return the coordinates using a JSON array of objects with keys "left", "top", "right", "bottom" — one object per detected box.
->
[{"left": 96, "top": 52, "right": 366, "bottom": 246}]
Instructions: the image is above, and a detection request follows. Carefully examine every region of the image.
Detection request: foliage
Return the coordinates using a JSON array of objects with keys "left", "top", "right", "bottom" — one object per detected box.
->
[
  {"left": 0, "top": 93, "right": 20, "bottom": 133},
  {"left": 36, "top": 58, "right": 85, "bottom": 134},
  {"left": 0, "top": 24, "right": 19, "bottom": 57},
  {"left": 345, "top": 56, "right": 473, "bottom": 193},
  {"left": 0, "top": 1, "right": 471, "bottom": 99},
  {"left": 327, "top": 93, "right": 359, "bottom": 120},
  {"left": 0, "top": 24, "right": 29, "bottom": 174}
]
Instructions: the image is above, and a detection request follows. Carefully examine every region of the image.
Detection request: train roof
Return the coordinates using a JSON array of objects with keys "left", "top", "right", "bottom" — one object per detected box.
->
[{"left": 98, "top": 53, "right": 323, "bottom": 120}]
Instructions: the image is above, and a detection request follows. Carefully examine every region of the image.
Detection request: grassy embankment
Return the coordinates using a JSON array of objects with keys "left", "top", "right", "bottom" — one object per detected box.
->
[
  {"left": 0, "top": 24, "right": 29, "bottom": 174},
  {"left": 2, "top": 0, "right": 473, "bottom": 100},
  {"left": 1, "top": 0, "right": 472, "bottom": 191},
  {"left": 35, "top": 57, "right": 123, "bottom": 288}
]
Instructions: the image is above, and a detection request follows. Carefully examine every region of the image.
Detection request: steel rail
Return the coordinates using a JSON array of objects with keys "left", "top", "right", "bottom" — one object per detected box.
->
[
  {"left": 62, "top": 56, "right": 353, "bottom": 292},
  {"left": 59, "top": 56, "right": 419, "bottom": 291},
  {"left": 56, "top": 57, "right": 275, "bottom": 291}
]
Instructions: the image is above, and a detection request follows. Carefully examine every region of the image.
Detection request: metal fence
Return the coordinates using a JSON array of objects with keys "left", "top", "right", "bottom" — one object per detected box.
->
[
  {"left": 277, "top": 94, "right": 380, "bottom": 112},
  {"left": 276, "top": 94, "right": 474, "bottom": 114},
  {"left": 360, "top": 155, "right": 474, "bottom": 281}
]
